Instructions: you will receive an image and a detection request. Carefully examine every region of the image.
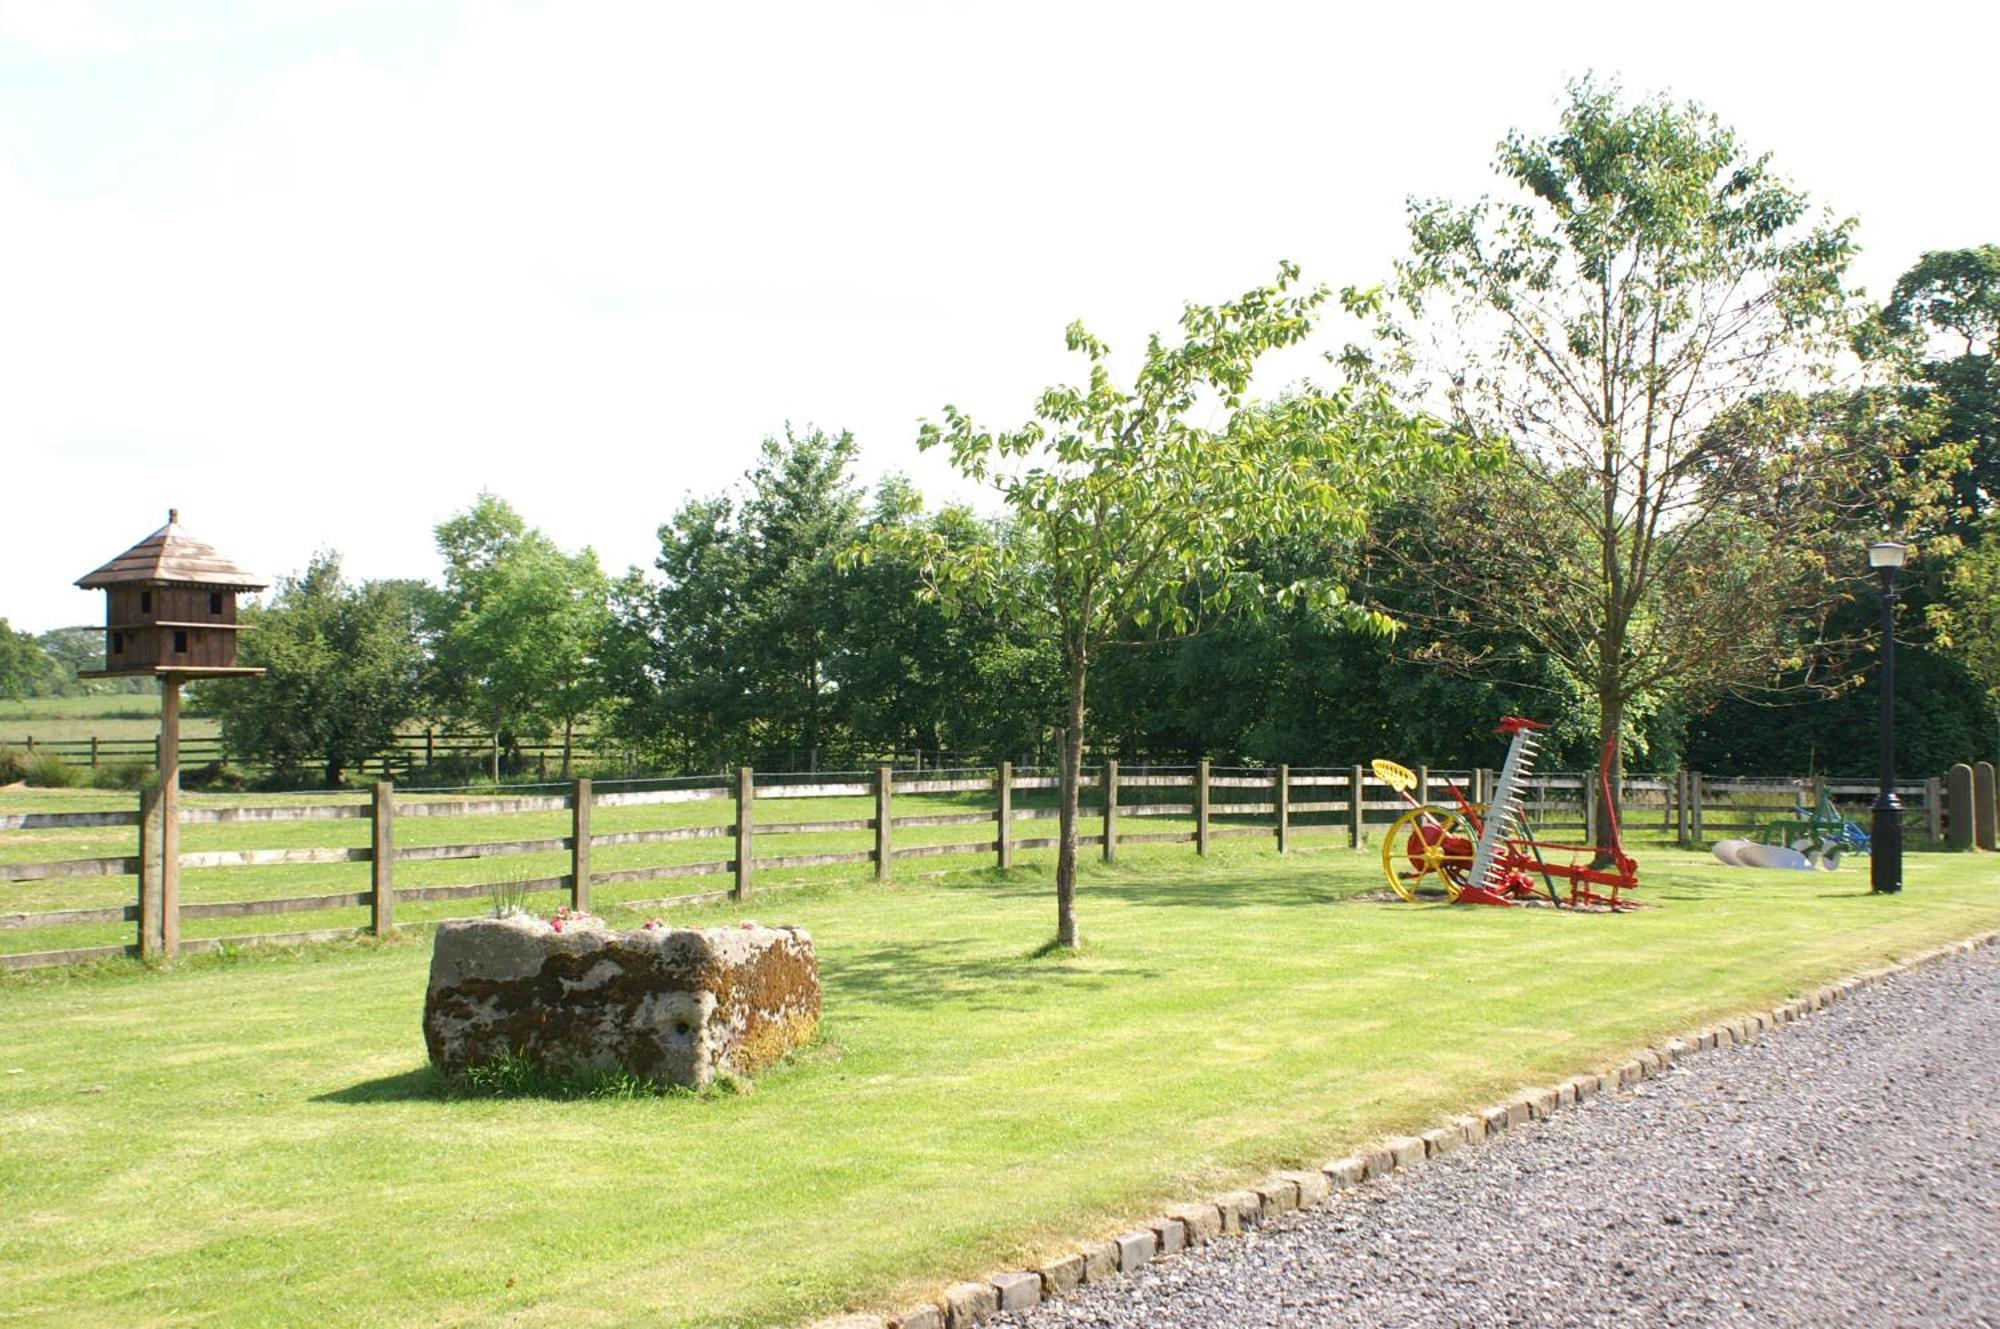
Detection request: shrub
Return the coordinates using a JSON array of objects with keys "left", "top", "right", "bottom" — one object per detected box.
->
[
  {"left": 24, "top": 750, "right": 83, "bottom": 788},
  {"left": 0, "top": 743, "right": 25, "bottom": 784},
  {"left": 89, "top": 759, "right": 155, "bottom": 791}
]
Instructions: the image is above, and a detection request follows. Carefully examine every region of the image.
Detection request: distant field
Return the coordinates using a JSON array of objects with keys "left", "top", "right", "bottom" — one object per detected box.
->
[{"left": 0, "top": 694, "right": 220, "bottom": 745}]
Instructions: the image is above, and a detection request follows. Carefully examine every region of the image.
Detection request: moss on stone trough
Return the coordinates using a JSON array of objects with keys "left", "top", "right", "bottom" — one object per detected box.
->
[{"left": 423, "top": 914, "right": 820, "bottom": 1089}]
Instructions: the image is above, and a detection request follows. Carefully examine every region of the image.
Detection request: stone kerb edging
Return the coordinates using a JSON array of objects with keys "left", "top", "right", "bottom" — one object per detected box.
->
[{"left": 809, "top": 930, "right": 2000, "bottom": 1329}]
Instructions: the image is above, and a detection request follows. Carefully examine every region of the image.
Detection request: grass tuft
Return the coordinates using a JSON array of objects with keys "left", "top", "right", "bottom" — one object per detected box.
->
[
  {"left": 450, "top": 1050, "right": 693, "bottom": 1101},
  {"left": 22, "top": 750, "right": 82, "bottom": 788}
]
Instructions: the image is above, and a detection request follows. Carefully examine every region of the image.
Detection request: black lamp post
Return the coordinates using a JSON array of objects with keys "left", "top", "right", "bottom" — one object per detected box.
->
[{"left": 1869, "top": 539, "right": 1909, "bottom": 895}]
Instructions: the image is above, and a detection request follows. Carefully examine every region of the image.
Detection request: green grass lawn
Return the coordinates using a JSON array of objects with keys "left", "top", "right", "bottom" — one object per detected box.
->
[{"left": 0, "top": 828, "right": 1995, "bottom": 1327}]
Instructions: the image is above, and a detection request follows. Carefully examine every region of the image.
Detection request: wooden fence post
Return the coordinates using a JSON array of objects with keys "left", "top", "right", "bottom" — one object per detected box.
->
[
  {"left": 372, "top": 781, "right": 397, "bottom": 934},
  {"left": 997, "top": 761, "right": 1013, "bottom": 870},
  {"left": 1416, "top": 765, "right": 1430, "bottom": 808},
  {"left": 1102, "top": 759, "right": 1118, "bottom": 863},
  {"left": 1584, "top": 770, "right": 1599, "bottom": 841},
  {"left": 875, "top": 765, "right": 892, "bottom": 881},
  {"left": 735, "top": 766, "right": 754, "bottom": 900},
  {"left": 137, "top": 784, "right": 163, "bottom": 961},
  {"left": 1926, "top": 775, "right": 1943, "bottom": 847},
  {"left": 1196, "top": 759, "right": 1210, "bottom": 856},
  {"left": 1276, "top": 764, "right": 1290, "bottom": 854},
  {"left": 90, "top": 736, "right": 99, "bottom": 770},
  {"left": 570, "top": 777, "right": 591, "bottom": 912},
  {"left": 1976, "top": 761, "right": 1998, "bottom": 851},
  {"left": 159, "top": 680, "right": 180, "bottom": 959},
  {"left": 1689, "top": 770, "right": 1704, "bottom": 843},
  {"left": 1350, "top": 764, "right": 1365, "bottom": 849},
  {"left": 425, "top": 727, "right": 435, "bottom": 767}
]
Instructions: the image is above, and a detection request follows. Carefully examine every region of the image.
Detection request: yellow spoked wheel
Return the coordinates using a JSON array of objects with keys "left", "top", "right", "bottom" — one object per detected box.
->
[{"left": 1382, "top": 805, "right": 1479, "bottom": 903}]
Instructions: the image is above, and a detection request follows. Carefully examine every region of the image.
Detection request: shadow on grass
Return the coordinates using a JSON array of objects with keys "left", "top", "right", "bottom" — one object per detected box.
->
[
  {"left": 315, "top": 1067, "right": 444, "bottom": 1104},
  {"left": 1079, "top": 868, "right": 1352, "bottom": 913},
  {"left": 315, "top": 1058, "right": 725, "bottom": 1105},
  {"left": 827, "top": 936, "right": 1160, "bottom": 1012}
]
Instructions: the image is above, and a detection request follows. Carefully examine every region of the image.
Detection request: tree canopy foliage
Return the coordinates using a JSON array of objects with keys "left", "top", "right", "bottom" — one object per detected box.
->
[
  {"left": 427, "top": 494, "right": 612, "bottom": 779},
  {"left": 205, "top": 554, "right": 426, "bottom": 787},
  {"left": 880, "top": 263, "right": 1455, "bottom": 945},
  {"left": 1352, "top": 78, "right": 1931, "bottom": 836}
]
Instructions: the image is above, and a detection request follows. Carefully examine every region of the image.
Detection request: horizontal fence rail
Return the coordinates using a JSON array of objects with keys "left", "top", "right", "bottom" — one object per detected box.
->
[{"left": 0, "top": 759, "right": 1977, "bottom": 972}]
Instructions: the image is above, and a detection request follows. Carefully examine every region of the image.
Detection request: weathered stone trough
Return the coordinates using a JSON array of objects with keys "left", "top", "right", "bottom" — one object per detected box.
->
[{"left": 423, "top": 915, "right": 820, "bottom": 1089}]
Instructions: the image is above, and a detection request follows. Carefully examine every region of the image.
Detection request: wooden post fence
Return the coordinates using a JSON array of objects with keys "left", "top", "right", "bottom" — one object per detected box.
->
[
  {"left": 371, "top": 781, "right": 397, "bottom": 933},
  {"left": 570, "top": 777, "right": 591, "bottom": 912},
  {"left": 875, "top": 765, "right": 892, "bottom": 881},
  {"left": 1101, "top": 760, "right": 1117, "bottom": 863},
  {"left": 735, "top": 766, "right": 754, "bottom": 900},
  {"left": 159, "top": 678, "right": 181, "bottom": 957},
  {"left": 1196, "top": 759, "right": 1211, "bottom": 856},
  {"left": 1416, "top": 765, "right": 1430, "bottom": 808},
  {"left": 1350, "top": 764, "right": 1365, "bottom": 849},
  {"left": 1689, "top": 770, "right": 1704, "bottom": 843},
  {"left": 1977, "top": 761, "right": 1999, "bottom": 851},
  {"left": 138, "top": 782, "right": 164, "bottom": 960},
  {"left": 997, "top": 760, "right": 1013, "bottom": 870},
  {"left": 1276, "top": 764, "right": 1290, "bottom": 854}
]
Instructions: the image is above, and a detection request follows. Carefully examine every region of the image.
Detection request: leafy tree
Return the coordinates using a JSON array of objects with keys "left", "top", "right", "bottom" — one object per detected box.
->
[
  {"left": 429, "top": 495, "right": 611, "bottom": 781},
  {"left": 1358, "top": 78, "right": 1895, "bottom": 845},
  {"left": 205, "top": 553, "right": 426, "bottom": 787},
  {"left": 1931, "top": 516, "right": 2000, "bottom": 758},
  {"left": 883, "top": 264, "right": 1448, "bottom": 947},
  {"left": 31, "top": 627, "right": 140, "bottom": 695},
  {"left": 0, "top": 620, "right": 62, "bottom": 700},
  {"left": 610, "top": 427, "right": 862, "bottom": 771},
  {"left": 836, "top": 481, "right": 1061, "bottom": 765},
  {"left": 1873, "top": 246, "right": 1999, "bottom": 537},
  {"left": 1088, "top": 521, "right": 1587, "bottom": 769}
]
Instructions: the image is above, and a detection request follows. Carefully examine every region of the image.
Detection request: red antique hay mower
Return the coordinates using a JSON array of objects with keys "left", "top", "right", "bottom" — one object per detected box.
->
[{"left": 1376, "top": 717, "right": 1640, "bottom": 910}]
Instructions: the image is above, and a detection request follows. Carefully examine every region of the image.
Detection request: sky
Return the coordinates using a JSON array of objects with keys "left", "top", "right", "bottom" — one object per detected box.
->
[{"left": 6, "top": 0, "right": 1996, "bottom": 632}]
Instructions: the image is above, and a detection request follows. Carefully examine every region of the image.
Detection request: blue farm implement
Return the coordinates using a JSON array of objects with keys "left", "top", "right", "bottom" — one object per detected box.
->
[{"left": 1758, "top": 786, "right": 1870, "bottom": 869}]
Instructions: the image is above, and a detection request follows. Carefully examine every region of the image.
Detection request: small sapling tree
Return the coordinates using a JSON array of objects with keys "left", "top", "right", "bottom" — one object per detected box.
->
[{"left": 877, "top": 264, "right": 1449, "bottom": 948}]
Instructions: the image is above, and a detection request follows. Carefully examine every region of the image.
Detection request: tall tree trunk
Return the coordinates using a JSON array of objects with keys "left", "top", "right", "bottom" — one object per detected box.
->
[
  {"left": 1595, "top": 675, "right": 1625, "bottom": 859},
  {"left": 1055, "top": 660, "right": 1086, "bottom": 948},
  {"left": 323, "top": 757, "right": 343, "bottom": 790}
]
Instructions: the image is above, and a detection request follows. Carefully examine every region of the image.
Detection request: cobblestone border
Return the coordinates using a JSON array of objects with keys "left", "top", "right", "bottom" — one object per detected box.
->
[{"left": 808, "top": 930, "right": 1999, "bottom": 1329}]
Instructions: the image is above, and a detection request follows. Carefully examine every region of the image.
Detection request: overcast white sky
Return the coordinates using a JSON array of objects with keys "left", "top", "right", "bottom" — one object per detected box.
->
[{"left": 6, "top": 0, "right": 1996, "bottom": 631}]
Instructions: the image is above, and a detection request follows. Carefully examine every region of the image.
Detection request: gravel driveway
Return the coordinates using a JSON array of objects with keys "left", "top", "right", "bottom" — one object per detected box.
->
[{"left": 999, "top": 946, "right": 2000, "bottom": 1329}]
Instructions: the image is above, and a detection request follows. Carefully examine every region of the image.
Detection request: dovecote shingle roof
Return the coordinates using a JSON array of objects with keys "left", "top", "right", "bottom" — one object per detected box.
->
[{"left": 75, "top": 510, "right": 267, "bottom": 591}]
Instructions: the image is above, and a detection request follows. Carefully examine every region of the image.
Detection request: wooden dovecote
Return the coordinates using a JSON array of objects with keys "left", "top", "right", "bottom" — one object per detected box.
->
[{"left": 75, "top": 510, "right": 267, "bottom": 677}]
